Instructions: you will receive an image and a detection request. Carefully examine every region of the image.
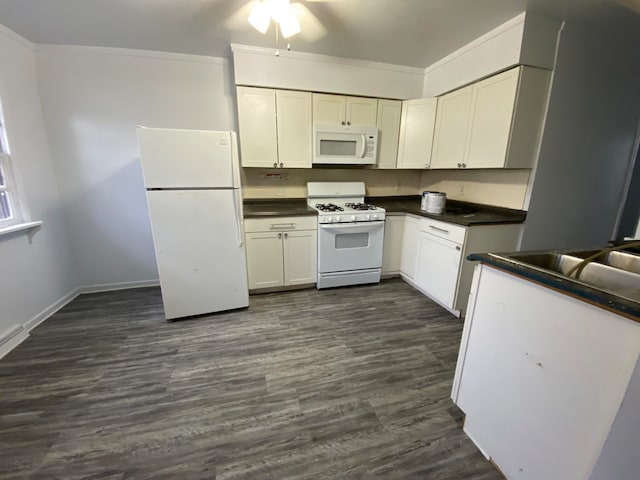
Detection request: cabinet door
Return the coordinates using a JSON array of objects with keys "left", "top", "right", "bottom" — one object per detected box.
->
[
  {"left": 400, "top": 215, "right": 420, "bottom": 279},
  {"left": 414, "top": 231, "right": 462, "bottom": 308},
  {"left": 276, "top": 90, "right": 312, "bottom": 168},
  {"left": 430, "top": 86, "right": 473, "bottom": 169},
  {"left": 236, "top": 87, "right": 278, "bottom": 168},
  {"left": 345, "top": 96, "right": 378, "bottom": 127},
  {"left": 283, "top": 230, "right": 317, "bottom": 285},
  {"left": 313, "top": 94, "right": 345, "bottom": 125},
  {"left": 465, "top": 68, "right": 520, "bottom": 168},
  {"left": 374, "top": 99, "right": 402, "bottom": 169},
  {"left": 382, "top": 215, "right": 405, "bottom": 273},
  {"left": 245, "top": 232, "right": 284, "bottom": 289},
  {"left": 397, "top": 98, "right": 438, "bottom": 169}
]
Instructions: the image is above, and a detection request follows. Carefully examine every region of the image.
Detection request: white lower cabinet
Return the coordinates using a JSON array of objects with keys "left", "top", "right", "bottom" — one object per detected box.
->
[
  {"left": 414, "top": 230, "right": 463, "bottom": 308},
  {"left": 283, "top": 229, "right": 317, "bottom": 285},
  {"left": 382, "top": 215, "right": 405, "bottom": 274},
  {"left": 453, "top": 264, "right": 640, "bottom": 480},
  {"left": 245, "top": 217, "right": 317, "bottom": 291},
  {"left": 397, "top": 213, "right": 522, "bottom": 317},
  {"left": 400, "top": 214, "right": 420, "bottom": 279}
]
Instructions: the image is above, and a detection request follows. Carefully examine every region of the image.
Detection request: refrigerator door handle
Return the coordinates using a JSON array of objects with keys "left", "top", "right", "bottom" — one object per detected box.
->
[{"left": 232, "top": 188, "right": 243, "bottom": 248}]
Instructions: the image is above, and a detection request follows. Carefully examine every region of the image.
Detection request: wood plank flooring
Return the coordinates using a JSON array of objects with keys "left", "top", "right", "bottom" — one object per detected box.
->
[{"left": 0, "top": 279, "right": 501, "bottom": 479}]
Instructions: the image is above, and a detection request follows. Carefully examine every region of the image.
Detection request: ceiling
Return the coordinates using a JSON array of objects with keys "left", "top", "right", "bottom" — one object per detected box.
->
[{"left": 0, "top": 0, "right": 638, "bottom": 68}]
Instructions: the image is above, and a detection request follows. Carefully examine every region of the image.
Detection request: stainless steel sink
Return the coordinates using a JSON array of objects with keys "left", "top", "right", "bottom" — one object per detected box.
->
[{"left": 491, "top": 250, "right": 640, "bottom": 303}]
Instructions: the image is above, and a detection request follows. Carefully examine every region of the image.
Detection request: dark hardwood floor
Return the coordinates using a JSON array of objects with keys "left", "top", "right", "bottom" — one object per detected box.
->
[{"left": 0, "top": 279, "right": 501, "bottom": 479}]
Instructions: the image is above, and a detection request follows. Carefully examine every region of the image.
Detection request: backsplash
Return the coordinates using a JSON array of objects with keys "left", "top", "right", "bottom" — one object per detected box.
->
[
  {"left": 420, "top": 169, "right": 531, "bottom": 210},
  {"left": 242, "top": 167, "right": 531, "bottom": 211},
  {"left": 241, "top": 168, "right": 422, "bottom": 198}
]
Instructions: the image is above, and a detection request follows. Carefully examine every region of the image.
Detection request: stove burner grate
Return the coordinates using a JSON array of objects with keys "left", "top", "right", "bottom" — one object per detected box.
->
[
  {"left": 315, "top": 203, "right": 344, "bottom": 212},
  {"left": 345, "top": 202, "right": 377, "bottom": 211}
]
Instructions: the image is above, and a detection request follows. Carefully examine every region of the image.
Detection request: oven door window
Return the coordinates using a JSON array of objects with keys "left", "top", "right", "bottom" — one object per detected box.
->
[
  {"left": 319, "top": 139, "right": 357, "bottom": 156},
  {"left": 335, "top": 232, "right": 369, "bottom": 249}
]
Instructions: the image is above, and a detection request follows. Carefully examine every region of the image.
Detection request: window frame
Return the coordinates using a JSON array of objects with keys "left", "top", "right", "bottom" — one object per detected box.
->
[
  {"left": 0, "top": 152, "right": 23, "bottom": 228},
  {"left": 0, "top": 106, "right": 25, "bottom": 228}
]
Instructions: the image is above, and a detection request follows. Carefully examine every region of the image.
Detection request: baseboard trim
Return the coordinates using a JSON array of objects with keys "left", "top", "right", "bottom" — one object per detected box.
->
[
  {"left": 0, "top": 325, "right": 29, "bottom": 359},
  {"left": 24, "top": 288, "right": 81, "bottom": 332},
  {"left": 77, "top": 279, "right": 160, "bottom": 295},
  {"left": 2, "top": 279, "right": 161, "bottom": 360}
]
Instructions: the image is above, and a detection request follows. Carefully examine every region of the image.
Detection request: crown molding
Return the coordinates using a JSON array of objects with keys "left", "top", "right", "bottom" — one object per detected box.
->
[{"left": 230, "top": 43, "right": 424, "bottom": 76}]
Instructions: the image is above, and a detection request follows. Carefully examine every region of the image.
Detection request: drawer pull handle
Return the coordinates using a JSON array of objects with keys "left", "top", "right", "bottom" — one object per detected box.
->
[
  {"left": 271, "top": 223, "right": 295, "bottom": 229},
  {"left": 429, "top": 225, "right": 449, "bottom": 234}
]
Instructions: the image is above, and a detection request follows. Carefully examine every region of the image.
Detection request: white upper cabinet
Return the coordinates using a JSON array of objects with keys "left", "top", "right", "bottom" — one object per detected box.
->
[
  {"left": 430, "top": 87, "right": 473, "bottom": 169},
  {"left": 312, "top": 94, "right": 377, "bottom": 127},
  {"left": 464, "top": 68, "right": 520, "bottom": 168},
  {"left": 374, "top": 99, "right": 402, "bottom": 169},
  {"left": 396, "top": 98, "right": 438, "bottom": 169},
  {"left": 431, "top": 66, "right": 550, "bottom": 170},
  {"left": 236, "top": 86, "right": 278, "bottom": 168},
  {"left": 345, "top": 96, "right": 378, "bottom": 126},
  {"left": 237, "top": 87, "right": 312, "bottom": 168},
  {"left": 276, "top": 90, "right": 312, "bottom": 168}
]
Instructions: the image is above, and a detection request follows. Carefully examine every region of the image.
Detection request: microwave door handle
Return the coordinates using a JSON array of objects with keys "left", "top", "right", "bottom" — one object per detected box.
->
[{"left": 359, "top": 134, "right": 366, "bottom": 158}]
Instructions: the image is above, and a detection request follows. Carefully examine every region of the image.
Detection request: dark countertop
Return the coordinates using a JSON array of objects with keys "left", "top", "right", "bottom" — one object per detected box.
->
[
  {"left": 243, "top": 198, "right": 317, "bottom": 218},
  {"left": 367, "top": 196, "right": 526, "bottom": 226},
  {"left": 468, "top": 252, "right": 640, "bottom": 322},
  {"left": 243, "top": 195, "right": 526, "bottom": 225}
]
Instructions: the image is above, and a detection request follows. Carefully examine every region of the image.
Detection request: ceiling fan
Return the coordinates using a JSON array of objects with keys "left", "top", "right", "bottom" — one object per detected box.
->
[{"left": 224, "top": 0, "right": 347, "bottom": 43}]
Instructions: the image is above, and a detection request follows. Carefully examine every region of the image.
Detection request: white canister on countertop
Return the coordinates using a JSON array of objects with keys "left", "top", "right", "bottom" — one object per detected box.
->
[{"left": 421, "top": 191, "right": 446, "bottom": 214}]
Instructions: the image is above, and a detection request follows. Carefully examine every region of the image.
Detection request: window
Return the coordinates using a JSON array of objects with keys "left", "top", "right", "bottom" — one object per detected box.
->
[{"left": 0, "top": 105, "right": 23, "bottom": 227}]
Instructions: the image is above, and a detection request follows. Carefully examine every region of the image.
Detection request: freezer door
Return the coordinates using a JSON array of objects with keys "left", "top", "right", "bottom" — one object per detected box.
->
[
  {"left": 146, "top": 189, "right": 249, "bottom": 319},
  {"left": 137, "top": 127, "right": 236, "bottom": 188}
]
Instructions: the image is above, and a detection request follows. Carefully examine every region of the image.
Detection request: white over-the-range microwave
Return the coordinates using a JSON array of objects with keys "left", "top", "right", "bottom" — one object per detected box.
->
[{"left": 313, "top": 125, "right": 378, "bottom": 165}]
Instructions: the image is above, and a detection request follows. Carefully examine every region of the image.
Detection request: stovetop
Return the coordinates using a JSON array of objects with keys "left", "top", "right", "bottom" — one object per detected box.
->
[{"left": 310, "top": 202, "right": 385, "bottom": 223}]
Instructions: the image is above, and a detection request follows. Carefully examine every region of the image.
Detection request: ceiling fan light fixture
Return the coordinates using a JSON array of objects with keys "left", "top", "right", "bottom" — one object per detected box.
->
[
  {"left": 248, "top": 0, "right": 300, "bottom": 38},
  {"left": 269, "top": 0, "right": 292, "bottom": 24},
  {"left": 278, "top": 10, "right": 301, "bottom": 38},
  {"left": 248, "top": 1, "right": 271, "bottom": 34}
]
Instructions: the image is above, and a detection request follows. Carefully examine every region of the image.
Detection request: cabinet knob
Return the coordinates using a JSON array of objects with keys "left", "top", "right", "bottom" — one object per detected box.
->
[
  {"left": 284, "top": 232, "right": 288, "bottom": 239},
  {"left": 279, "top": 163, "right": 283, "bottom": 168},
  {"left": 347, "top": 121, "right": 351, "bottom": 126},
  {"left": 457, "top": 163, "right": 462, "bottom": 168},
  {"left": 278, "top": 233, "right": 282, "bottom": 239},
  {"left": 341, "top": 121, "right": 346, "bottom": 125},
  {"left": 273, "top": 162, "right": 277, "bottom": 168},
  {"left": 462, "top": 163, "right": 467, "bottom": 168},
  {"left": 425, "top": 163, "right": 430, "bottom": 168},
  {"left": 456, "top": 245, "right": 461, "bottom": 251}
]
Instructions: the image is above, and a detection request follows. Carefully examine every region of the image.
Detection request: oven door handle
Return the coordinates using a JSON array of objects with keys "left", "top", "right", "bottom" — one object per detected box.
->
[{"left": 319, "top": 222, "right": 384, "bottom": 234}]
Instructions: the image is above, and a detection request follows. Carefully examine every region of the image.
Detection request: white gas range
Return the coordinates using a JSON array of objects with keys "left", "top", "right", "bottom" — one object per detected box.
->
[{"left": 307, "top": 182, "right": 386, "bottom": 289}]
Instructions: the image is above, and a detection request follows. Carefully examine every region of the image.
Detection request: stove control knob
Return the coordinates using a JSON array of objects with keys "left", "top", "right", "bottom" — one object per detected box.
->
[
  {"left": 372, "top": 214, "right": 379, "bottom": 220},
  {"left": 350, "top": 215, "right": 356, "bottom": 222}
]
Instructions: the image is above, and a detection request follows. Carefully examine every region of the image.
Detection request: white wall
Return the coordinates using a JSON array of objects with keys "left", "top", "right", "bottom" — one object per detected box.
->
[
  {"left": 35, "top": 45, "right": 236, "bottom": 288},
  {"left": 422, "top": 13, "right": 559, "bottom": 97},
  {"left": 521, "top": 22, "right": 640, "bottom": 250},
  {"left": 0, "top": 25, "right": 75, "bottom": 354},
  {"left": 232, "top": 44, "right": 424, "bottom": 99}
]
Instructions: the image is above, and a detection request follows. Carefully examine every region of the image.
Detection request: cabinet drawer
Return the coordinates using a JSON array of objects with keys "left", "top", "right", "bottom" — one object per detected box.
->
[
  {"left": 419, "top": 218, "right": 466, "bottom": 244},
  {"left": 245, "top": 216, "right": 317, "bottom": 233}
]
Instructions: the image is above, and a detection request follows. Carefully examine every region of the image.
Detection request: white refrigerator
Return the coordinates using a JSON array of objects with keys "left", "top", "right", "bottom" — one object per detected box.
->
[{"left": 137, "top": 127, "right": 249, "bottom": 320}]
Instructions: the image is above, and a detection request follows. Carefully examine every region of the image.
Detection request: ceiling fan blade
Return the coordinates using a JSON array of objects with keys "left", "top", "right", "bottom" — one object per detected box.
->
[
  {"left": 291, "top": 3, "right": 327, "bottom": 41},
  {"left": 223, "top": 1, "right": 257, "bottom": 31}
]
